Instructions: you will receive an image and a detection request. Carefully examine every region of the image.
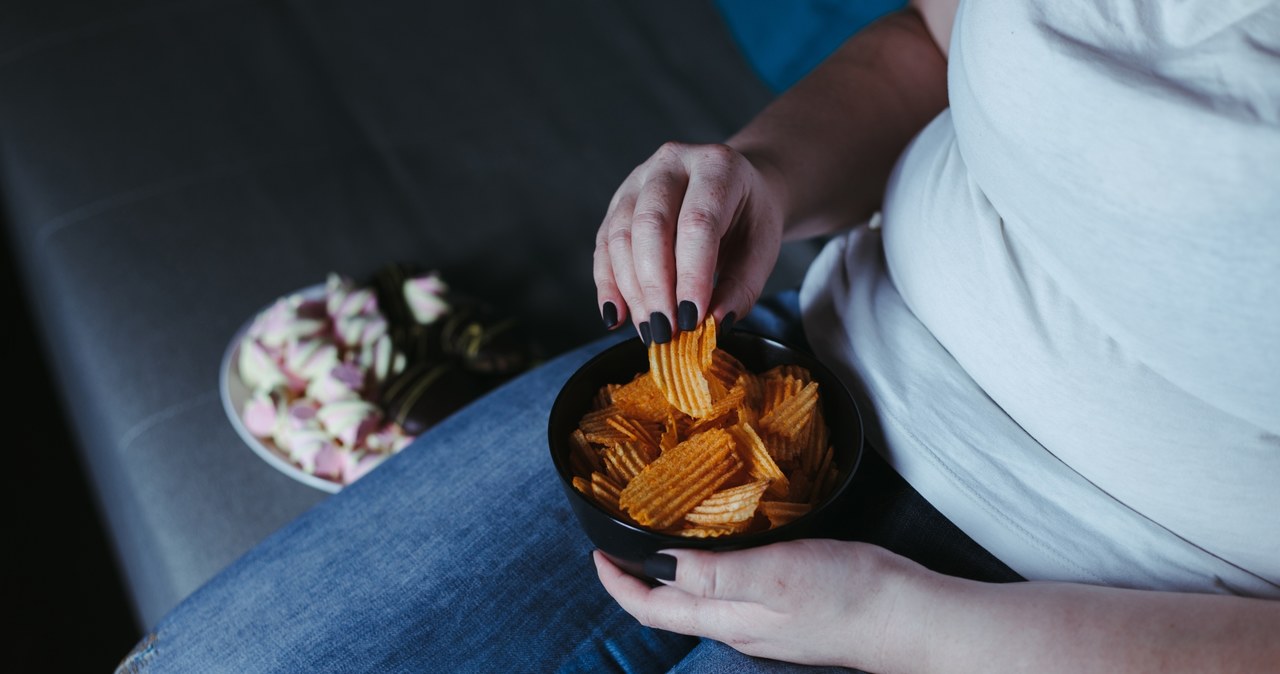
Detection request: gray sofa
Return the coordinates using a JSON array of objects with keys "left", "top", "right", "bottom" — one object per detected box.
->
[{"left": 2, "top": 0, "right": 824, "bottom": 628}]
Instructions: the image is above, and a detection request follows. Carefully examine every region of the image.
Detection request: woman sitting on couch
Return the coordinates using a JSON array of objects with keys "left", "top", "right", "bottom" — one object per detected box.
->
[{"left": 121, "top": 0, "right": 1278, "bottom": 671}]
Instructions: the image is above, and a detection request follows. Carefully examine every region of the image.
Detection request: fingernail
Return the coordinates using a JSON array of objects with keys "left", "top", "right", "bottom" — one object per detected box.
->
[
  {"left": 643, "top": 553, "right": 677, "bottom": 581},
  {"left": 649, "top": 312, "right": 672, "bottom": 344},
  {"left": 639, "top": 321, "right": 652, "bottom": 347},
  {"left": 677, "top": 300, "right": 698, "bottom": 331},
  {"left": 601, "top": 302, "right": 618, "bottom": 330},
  {"left": 721, "top": 311, "right": 736, "bottom": 335}
]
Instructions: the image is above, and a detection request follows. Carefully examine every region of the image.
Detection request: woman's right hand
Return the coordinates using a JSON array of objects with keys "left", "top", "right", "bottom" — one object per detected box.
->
[{"left": 593, "top": 142, "right": 787, "bottom": 344}]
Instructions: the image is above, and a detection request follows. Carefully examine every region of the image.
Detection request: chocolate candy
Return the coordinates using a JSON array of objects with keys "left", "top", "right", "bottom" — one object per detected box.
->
[{"left": 367, "top": 261, "right": 539, "bottom": 435}]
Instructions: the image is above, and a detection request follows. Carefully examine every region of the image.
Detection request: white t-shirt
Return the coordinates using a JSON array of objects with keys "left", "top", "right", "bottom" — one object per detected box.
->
[{"left": 800, "top": 0, "right": 1280, "bottom": 596}]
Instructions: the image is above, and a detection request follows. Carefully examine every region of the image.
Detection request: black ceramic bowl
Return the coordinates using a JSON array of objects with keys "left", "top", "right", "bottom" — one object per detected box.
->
[{"left": 548, "top": 329, "right": 864, "bottom": 581}]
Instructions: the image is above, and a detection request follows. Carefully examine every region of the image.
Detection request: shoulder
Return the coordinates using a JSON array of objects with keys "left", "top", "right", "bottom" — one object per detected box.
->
[{"left": 910, "top": 0, "right": 959, "bottom": 57}]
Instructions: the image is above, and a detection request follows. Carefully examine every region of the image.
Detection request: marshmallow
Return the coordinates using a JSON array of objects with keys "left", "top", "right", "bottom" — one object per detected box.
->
[
  {"left": 403, "top": 272, "right": 450, "bottom": 324},
  {"left": 284, "top": 339, "right": 340, "bottom": 383},
  {"left": 238, "top": 337, "right": 288, "bottom": 392},
  {"left": 237, "top": 272, "right": 423, "bottom": 488},
  {"left": 335, "top": 313, "right": 388, "bottom": 351},
  {"left": 312, "top": 443, "right": 347, "bottom": 480},
  {"left": 360, "top": 334, "right": 407, "bottom": 384},
  {"left": 316, "top": 399, "right": 381, "bottom": 448},
  {"left": 343, "top": 452, "right": 387, "bottom": 484},
  {"left": 249, "top": 296, "right": 326, "bottom": 348},
  {"left": 242, "top": 390, "right": 280, "bottom": 438}
]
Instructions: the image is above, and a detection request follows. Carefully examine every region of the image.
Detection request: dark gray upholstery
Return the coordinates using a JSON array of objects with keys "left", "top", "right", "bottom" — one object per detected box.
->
[{"left": 1, "top": 0, "right": 819, "bottom": 627}]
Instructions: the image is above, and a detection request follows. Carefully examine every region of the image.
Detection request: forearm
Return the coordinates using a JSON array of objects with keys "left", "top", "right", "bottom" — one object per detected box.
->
[
  {"left": 877, "top": 561, "right": 1280, "bottom": 674},
  {"left": 726, "top": 8, "right": 948, "bottom": 241}
]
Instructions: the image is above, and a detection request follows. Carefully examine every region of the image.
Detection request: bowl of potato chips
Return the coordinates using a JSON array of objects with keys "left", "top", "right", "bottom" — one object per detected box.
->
[{"left": 548, "top": 318, "right": 864, "bottom": 581}]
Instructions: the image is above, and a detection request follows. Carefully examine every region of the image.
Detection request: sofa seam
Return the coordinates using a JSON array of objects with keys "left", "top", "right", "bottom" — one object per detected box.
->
[{"left": 117, "top": 390, "right": 219, "bottom": 455}]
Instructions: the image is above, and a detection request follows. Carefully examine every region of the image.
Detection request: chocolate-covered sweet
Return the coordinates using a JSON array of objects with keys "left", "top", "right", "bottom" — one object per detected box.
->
[
  {"left": 370, "top": 262, "right": 445, "bottom": 366},
  {"left": 379, "top": 360, "right": 490, "bottom": 435},
  {"left": 366, "top": 261, "right": 540, "bottom": 434},
  {"left": 438, "top": 301, "right": 536, "bottom": 376}
]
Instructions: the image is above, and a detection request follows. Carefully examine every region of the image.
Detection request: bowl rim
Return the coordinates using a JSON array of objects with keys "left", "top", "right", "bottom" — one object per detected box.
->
[{"left": 548, "top": 329, "right": 864, "bottom": 546}]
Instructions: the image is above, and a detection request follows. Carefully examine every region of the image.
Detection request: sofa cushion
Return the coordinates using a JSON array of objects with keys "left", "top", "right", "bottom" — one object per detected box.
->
[{"left": 0, "top": 0, "right": 835, "bottom": 627}]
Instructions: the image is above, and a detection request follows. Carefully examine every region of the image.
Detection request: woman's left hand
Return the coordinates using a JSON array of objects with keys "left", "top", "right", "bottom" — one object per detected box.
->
[{"left": 593, "top": 539, "right": 930, "bottom": 670}]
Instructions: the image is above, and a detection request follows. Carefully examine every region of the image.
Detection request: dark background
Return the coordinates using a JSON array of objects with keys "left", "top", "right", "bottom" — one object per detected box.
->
[{"left": 6, "top": 227, "right": 139, "bottom": 671}]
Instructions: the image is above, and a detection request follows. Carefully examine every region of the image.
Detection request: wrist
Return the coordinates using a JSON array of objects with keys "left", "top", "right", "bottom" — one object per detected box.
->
[{"left": 851, "top": 545, "right": 957, "bottom": 674}]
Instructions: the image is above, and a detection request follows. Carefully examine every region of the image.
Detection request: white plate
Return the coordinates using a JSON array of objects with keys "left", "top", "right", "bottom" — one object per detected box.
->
[{"left": 219, "top": 284, "right": 343, "bottom": 493}]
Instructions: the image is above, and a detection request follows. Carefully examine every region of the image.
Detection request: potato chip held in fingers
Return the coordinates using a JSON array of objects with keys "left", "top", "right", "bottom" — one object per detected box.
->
[{"left": 647, "top": 320, "right": 714, "bottom": 417}]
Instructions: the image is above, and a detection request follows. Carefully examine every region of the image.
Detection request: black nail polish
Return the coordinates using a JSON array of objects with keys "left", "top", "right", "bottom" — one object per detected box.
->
[
  {"left": 677, "top": 300, "right": 698, "bottom": 331},
  {"left": 649, "top": 312, "right": 672, "bottom": 344},
  {"left": 643, "top": 553, "right": 677, "bottom": 581},
  {"left": 601, "top": 302, "right": 618, "bottom": 330},
  {"left": 721, "top": 311, "right": 736, "bottom": 335},
  {"left": 639, "top": 321, "right": 652, "bottom": 347}
]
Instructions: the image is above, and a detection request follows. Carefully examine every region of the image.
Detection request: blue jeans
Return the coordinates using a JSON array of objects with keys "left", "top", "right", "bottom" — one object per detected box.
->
[{"left": 119, "top": 292, "right": 1015, "bottom": 673}]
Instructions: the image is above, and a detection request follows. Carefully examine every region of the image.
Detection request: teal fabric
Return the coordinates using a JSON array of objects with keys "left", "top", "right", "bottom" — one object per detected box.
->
[{"left": 716, "top": 0, "right": 907, "bottom": 91}]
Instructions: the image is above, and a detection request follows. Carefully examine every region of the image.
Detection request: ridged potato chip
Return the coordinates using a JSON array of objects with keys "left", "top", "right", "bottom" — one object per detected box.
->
[
  {"left": 579, "top": 407, "right": 661, "bottom": 448},
  {"left": 760, "top": 500, "right": 811, "bottom": 527},
  {"left": 659, "top": 412, "right": 681, "bottom": 452},
  {"left": 569, "top": 316, "right": 838, "bottom": 537},
  {"left": 677, "top": 524, "right": 747, "bottom": 538},
  {"left": 729, "top": 423, "right": 790, "bottom": 499},
  {"left": 606, "top": 416, "right": 661, "bottom": 451},
  {"left": 568, "top": 429, "right": 601, "bottom": 477},
  {"left": 591, "top": 471, "right": 624, "bottom": 513},
  {"left": 649, "top": 321, "right": 714, "bottom": 417},
  {"left": 602, "top": 441, "right": 654, "bottom": 484},
  {"left": 708, "top": 349, "right": 747, "bottom": 392},
  {"left": 764, "top": 365, "right": 811, "bottom": 384},
  {"left": 685, "top": 479, "right": 769, "bottom": 525},
  {"left": 760, "top": 380, "right": 819, "bottom": 440},
  {"left": 687, "top": 384, "right": 746, "bottom": 434},
  {"left": 619, "top": 428, "right": 740, "bottom": 529},
  {"left": 592, "top": 383, "right": 620, "bottom": 411},
  {"left": 611, "top": 373, "right": 670, "bottom": 422}
]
